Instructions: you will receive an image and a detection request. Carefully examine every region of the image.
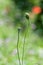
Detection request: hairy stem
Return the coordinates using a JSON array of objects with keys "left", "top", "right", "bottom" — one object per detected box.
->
[
  {"left": 17, "top": 30, "right": 21, "bottom": 65},
  {"left": 22, "top": 32, "right": 26, "bottom": 65}
]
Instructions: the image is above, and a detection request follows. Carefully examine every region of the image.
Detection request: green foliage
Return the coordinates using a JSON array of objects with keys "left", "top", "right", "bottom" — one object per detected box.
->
[{"left": 0, "top": 0, "right": 43, "bottom": 65}]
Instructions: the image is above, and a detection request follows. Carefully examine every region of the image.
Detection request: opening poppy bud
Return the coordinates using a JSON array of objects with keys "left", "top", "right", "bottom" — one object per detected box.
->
[
  {"left": 32, "top": 6, "right": 42, "bottom": 14},
  {"left": 25, "top": 13, "right": 29, "bottom": 19}
]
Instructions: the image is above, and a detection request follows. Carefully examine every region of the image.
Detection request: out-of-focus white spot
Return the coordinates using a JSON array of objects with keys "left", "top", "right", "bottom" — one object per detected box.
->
[
  {"left": 0, "top": 20, "right": 5, "bottom": 26},
  {"left": 12, "top": 49, "right": 17, "bottom": 56},
  {"left": 31, "top": 23, "right": 36, "bottom": 30},
  {"left": 5, "top": 38, "right": 11, "bottom": 43},
  {"left": 16, "top": 60, "right": 19, "bottom": 65},
  {"left": 28, "top": 49, "right": 35, "bottom": 55},
  {"left": 38, "top": 48, "right": 43, "bottom": 58},
  {"left": 1, "top": 9, "right": 7, "bottom": 16},
  {"left": 4, "top": 18, "right": 10, "bottom": 22},
  {"left": 0, "top": 39, "right": 4, "bottom": 46}
]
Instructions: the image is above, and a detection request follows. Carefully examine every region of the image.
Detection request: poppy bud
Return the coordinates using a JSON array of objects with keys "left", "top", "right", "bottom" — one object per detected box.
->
[
  {"left": 25, "top": 13, "right": 29, "bottom": 19},
  {"left": 32, "top": 6, "right": 42, "bottom": 14},
  {"left": 18, "top": 27, "right": 22, "bottom": 31}
]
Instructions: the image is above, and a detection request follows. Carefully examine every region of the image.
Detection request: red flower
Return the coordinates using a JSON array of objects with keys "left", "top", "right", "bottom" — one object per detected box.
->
[{"left": 32, "top": 6, "right": 42, "bottom": 14}]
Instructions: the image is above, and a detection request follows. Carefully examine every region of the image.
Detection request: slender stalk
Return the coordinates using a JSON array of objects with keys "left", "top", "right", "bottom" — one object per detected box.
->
[
  {"left": 17, "top": 29, "right": 21, "bottom": 65},
  {"left": 22, "top": 20, "right": 29, "bottom": 65},
  {"left": 22, "top": 32, "right": 26, "bottom": 65}
]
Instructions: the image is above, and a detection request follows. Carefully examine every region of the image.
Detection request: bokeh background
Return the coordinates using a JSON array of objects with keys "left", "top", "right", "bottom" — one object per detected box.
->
[{"left": 0, "top": 0, "right": 43, "bottom": 65}]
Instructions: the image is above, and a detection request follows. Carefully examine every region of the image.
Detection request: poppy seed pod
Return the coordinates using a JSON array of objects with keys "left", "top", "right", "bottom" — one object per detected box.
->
[{"left": 25, "top": 13, "right": 30, "bottom": 19}]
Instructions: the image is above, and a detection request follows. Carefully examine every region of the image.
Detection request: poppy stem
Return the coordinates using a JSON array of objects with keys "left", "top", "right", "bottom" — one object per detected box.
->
[
  {"left": 17, "top": 29, "right": 21, "bottom": 65},
  {"left": 22, "top": 32, "right": 26, "bottom": 65},
  {"left": 22, "top": 20, "right": 29, "bottom": 65}
]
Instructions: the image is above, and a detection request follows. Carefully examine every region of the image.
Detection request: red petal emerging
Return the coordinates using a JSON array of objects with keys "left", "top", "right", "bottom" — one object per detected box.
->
[{"left": 32, "top": 6, "right": 42, "bottom": 14}]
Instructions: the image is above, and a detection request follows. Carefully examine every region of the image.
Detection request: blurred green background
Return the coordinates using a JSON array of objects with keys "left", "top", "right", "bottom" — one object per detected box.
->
[{"left": 0, "top": 0, "right": 43, "bottom": 65}]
